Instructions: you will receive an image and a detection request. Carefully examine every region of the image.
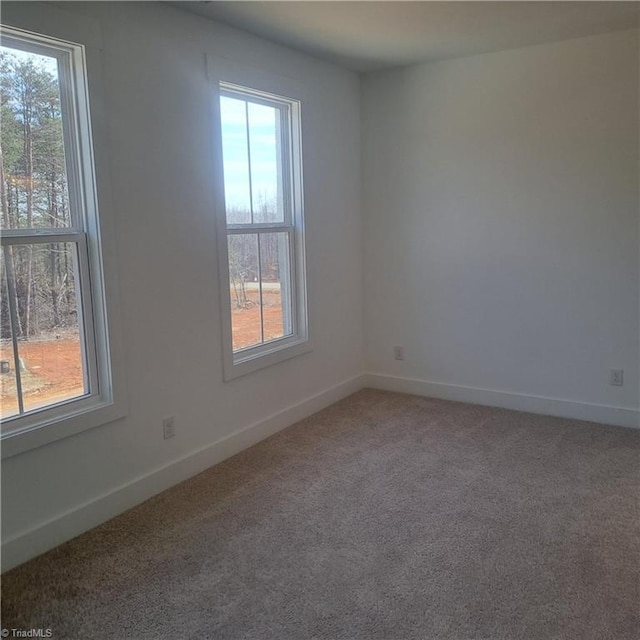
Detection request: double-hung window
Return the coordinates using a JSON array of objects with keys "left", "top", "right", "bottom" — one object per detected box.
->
[
  {"left": 0, "top": 25, "right": 118, "bottom": 453},
  {"left": 217, "top": 82, "right": 308, "bottom": 379}
]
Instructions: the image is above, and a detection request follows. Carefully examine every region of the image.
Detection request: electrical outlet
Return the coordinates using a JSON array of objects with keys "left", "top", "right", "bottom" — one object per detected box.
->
[
  {"left": 393, "top": 346, "right": 405, "bottom": 361},
  {"left": 163, "top": 416, "right": 176, "bottom": 439},
  {"left": 609, "top": 369, "right": 624, "bottom": 387}
]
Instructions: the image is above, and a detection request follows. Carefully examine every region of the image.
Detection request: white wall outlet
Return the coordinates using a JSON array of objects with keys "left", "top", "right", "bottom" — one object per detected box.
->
[
  {"left": 163, "top": 416, "right": 176, "bottom": 439},
  {"left": 609, "top": 369, "right": 624, "bottom": 387},
  {"left": 393, "top": 346, "right": 405, "bottom": 361}
]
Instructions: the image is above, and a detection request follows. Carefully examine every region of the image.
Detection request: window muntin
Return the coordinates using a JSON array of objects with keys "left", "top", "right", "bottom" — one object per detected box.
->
[
  {"left": 219, "top": 83, "right": 306, "bottom": 368},
  {"left": 0, "top": 27, "right": 107, "bottom": 433}
]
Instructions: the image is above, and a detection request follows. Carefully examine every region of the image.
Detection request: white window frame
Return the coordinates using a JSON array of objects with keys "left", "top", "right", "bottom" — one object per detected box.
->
[
  {"left": 210, "top": 63, "right": 310, "bottom": 381},
  {"left": 0, "top": 23, "right": 126, "bottom": 458}
]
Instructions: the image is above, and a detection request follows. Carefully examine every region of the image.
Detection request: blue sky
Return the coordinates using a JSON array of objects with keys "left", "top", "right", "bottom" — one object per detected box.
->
[{"left": 220, "top": 96, "right": 281, "bottom": 223}]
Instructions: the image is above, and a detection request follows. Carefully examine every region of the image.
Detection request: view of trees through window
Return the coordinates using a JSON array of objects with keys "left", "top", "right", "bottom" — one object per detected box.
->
[
  {"left": 1, "top": 44, "right": 86, "bottom": 421},
  {"left": 227, "top": 230, "right": 291, "bottom": 350},
  {"left": 220, "top": 93, "right": 293, "bottom": 352}
]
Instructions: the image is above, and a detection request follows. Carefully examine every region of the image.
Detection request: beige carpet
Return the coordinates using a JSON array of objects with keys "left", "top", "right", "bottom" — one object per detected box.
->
[{"left": 2, "top": 389, "right": 639, "bottom": 639}]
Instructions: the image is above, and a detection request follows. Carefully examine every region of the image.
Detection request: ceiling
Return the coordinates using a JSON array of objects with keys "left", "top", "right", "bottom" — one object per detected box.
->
[{"left": 173, "top": 1, "right": 639, "bottom": 72}]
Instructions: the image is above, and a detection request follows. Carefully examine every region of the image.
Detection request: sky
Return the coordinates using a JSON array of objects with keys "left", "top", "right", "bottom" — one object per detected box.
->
[{"left": 220, "top": 96, "right": 282, "bottom": 224}]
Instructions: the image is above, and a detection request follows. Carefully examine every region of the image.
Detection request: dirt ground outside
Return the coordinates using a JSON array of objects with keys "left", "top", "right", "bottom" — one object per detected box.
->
[
  {"left": 1, "top": 291, "right": 285, "bottom": 421},
  {"left": 0, "top": 333, "right": 86, "bottom": 420},
  {"left": 231, "top": 288, "right": 286, "bottom": 351}
]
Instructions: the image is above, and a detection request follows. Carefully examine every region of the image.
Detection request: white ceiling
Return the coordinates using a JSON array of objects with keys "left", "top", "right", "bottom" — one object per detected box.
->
[{"left": 173, "top": 1, "right": 639, "bottom": 72}]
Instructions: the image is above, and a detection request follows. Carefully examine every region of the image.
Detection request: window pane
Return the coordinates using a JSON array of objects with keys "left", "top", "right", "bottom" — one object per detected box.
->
[
  {"left": 260, "top": 232, "right": 292, "bottom": 343},
  {"left": 248, "top": 102, "right": 283, "bottom": 224},
  {"left": 1, "top": 263, "right": 19, "bottom": 420},
  {"left": 228, "top": 234, "right": 262, "bottom": 351},
  {"left": 220, "top": 96, "right": 252, "bottom": 224},
  {"left": 9, "top": 242, "right": 87, "bottom": 414},
  {"left": 0, "top": 45, "right": 71, "bottom": 230}
]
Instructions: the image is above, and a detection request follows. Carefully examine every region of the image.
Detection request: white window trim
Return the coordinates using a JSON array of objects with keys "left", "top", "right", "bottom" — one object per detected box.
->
[
  {"left": 208, "top": 56, "right": 311, "bottom": 381},
  {"left": 0, "top": 16, "right": 127, "bottom": 459}
]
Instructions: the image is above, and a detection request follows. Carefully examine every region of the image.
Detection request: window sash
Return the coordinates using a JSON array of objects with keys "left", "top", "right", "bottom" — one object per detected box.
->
[
  {"left": 226, "top": 223, "right": 292, "bottom": 234},
  {"left": 1, "top": 31, "right": 87, "bottom": 232},
  {"left": 0, "top": 232, "right": 100, "bottom": 427},
  {"left": 227, "top": 228, "right": 296, "bottom": 354},
  {"left": 1, "top": 229, "right": 84, "bottom": 244},
  {"left": 220, "top": 84, "right": 293, "bottom": 229}
]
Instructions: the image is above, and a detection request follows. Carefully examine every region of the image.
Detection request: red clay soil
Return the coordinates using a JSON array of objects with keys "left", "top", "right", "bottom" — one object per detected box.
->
[
  {"left": 231, "top": 290, "right": 285, "bottom": 351},
  {"left": 232, "top": 306, "right": 285, "bottom": 351},
  {"left": 0, "top": 337, "right": 85, "bottom": 419}
]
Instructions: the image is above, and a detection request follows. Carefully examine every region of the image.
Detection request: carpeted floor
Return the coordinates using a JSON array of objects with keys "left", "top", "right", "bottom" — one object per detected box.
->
[{"left": 2, "top": 389, "right": 639, "bottom": 639}]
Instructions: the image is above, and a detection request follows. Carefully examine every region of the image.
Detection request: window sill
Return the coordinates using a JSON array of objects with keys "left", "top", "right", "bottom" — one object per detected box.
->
[
  {"left": 1, "top": 397, "right": 126, "bottom": 459},
  {"left": 224, "top": 337, "right": 312, "bottom": 381}
]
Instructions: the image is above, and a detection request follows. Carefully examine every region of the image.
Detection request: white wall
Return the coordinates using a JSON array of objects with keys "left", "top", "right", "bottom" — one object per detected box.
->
[
  {"left": 1, "top": 2, "right": 363, "bottom": 569},
  {"left": 362, "top": 30, "right": 639, "bottom": 423}
]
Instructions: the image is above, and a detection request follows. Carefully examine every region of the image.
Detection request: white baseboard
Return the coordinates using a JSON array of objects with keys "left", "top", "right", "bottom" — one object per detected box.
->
[
  {"left": 364, "top": 373, "right": 639, "bottom": 429},
  {"left": 1, "top": 374, "right": 365, "bottom": 573},
  {"left": 4, "top": 371, "right": 637, "bottom": 572}
]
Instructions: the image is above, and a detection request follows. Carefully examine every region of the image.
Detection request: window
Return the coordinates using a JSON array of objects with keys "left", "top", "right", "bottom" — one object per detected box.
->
[
  {"left": 217, "top": 83, "right": 308, "bottom": 379},
  {"left": 0, "top": 26, "right": 118, "bottom": 450}
]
